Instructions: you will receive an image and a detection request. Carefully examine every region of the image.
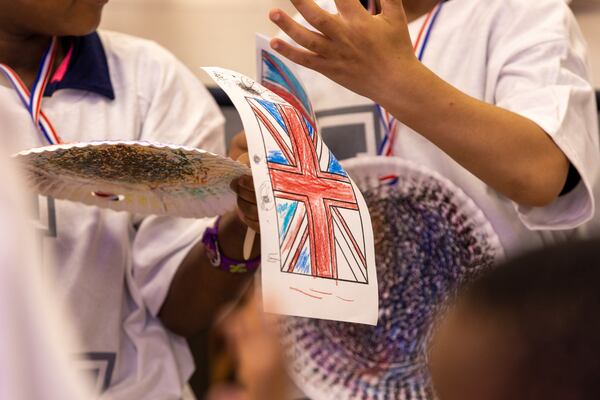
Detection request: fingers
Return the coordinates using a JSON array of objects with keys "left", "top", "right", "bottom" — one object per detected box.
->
[
  {"left": 232, "top": 131, "right": 247, "bottom": 149},
  {"left": 270, "top": 39, "right": 325, "bottom": 72},
  {"left": 380, "top": 0, "right": 407, "bottom": 21},
  {"left": 232, "top": 176, "right": 256, "bottom": 204},
  {"left": 228, "top": 131, "right": 248, "bottom": 160},
  {"left": 333, "top": 0, "right": 368, "bottom": 17},
  {"left": 230, "top": 152, "right": 259, "bottom": 231},
  {"left": 236, "top": 197, "right": 259, "bottom": 229},
  {"left": 287, "top": 0, "right": 341, "bottom": 38},
  {"left": 236, "top": 197, "right": 258, "bottom": 221},
  {"left": 231, "top": 176, "right": 259, "bottom": 229},
  {"left": 269, "top": 9, "right": 331, "bottom": 55},
  {"left": 237, "top": 209, "right": 260, "bottom": 237},
  {"left": 237, "top": 152, "right": 251, "bottom": 167}
]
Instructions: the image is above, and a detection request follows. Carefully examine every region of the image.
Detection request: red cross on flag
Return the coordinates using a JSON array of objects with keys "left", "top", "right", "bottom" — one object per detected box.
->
[{"left": 249, "top": 99, "right": 368, "bottom": 284}]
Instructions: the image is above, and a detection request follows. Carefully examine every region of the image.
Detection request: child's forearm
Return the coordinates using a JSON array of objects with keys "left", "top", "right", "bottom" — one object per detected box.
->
[
  {"left": 376, "top": 63, "right": 570, "bottom": 207},
  {"left": 159, "top": 212, "right": 259, "bottom": 337}
]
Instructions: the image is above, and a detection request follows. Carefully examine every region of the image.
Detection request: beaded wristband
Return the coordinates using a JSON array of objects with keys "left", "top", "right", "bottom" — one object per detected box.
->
[{"left": 201, "top": 217, "right": 260, "bottom": 273}]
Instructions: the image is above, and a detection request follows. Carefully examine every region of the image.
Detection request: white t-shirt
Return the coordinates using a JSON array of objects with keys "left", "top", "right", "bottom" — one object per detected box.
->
[
  {"left": 290, "top": 0, "right": 600, "bottom": 257},
  {"left": 0, "top": 31, "right": 225, "bottom": 399},
  {"left": 0, "top": 158, "right": 93, "bottom": 400}
]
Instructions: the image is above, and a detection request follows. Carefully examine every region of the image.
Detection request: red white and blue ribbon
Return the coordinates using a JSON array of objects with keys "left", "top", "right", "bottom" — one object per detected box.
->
[
  {"left": 374, "top": 0, "right": 444, "bottom": 158},
  {"left": 0, "top": 37, "right": 62, "bottom": 145},
  {"left": 367, "top": 0, "right": 377, "bottom": 15}
]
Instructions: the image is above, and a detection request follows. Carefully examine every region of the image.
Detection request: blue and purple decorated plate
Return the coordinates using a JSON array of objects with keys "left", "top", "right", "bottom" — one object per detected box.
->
[{"left": 281, "top": 156, "right": 504, "bottom": 400}]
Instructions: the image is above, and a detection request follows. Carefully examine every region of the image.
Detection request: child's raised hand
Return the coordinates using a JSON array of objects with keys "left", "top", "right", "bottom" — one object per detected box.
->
[{"left": 269, "top": 0, "right": 417, "bottom": 103}]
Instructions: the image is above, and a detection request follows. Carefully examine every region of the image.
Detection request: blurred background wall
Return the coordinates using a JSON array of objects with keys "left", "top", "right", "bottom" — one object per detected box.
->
[
  {"left": 100, "top": 0, "right": 600, "bottom": 86},
  {"left": 573, "top": 1, "right": 600, "bottom": 85},
  {"left": 100, "top": 0, "right": 296, "bottom": 85}
]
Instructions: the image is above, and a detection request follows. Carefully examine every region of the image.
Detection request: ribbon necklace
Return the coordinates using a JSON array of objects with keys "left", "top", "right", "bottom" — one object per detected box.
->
[
  {"left": 368, "top": 0, "right": 378, "bottom": 14},
  {"left": 372, "top": 0, "right": 444, "bottom": 157},
  {"left": 0, "top": 37, "right": 62, "bottom": 145}
]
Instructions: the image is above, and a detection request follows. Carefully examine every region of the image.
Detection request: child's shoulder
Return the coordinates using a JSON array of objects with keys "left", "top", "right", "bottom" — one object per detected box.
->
[
  {"left": 95, "top": 30, "right": 201, "bottom": 100},
  {"left": 480, "top": 0, "right": 573, "bottom": 24},
  {"left": 460, "top": 0, "right": 577, "bottom": 46},
  {"left": 504, "top": 0, "right": 571, "bottom": 17}
]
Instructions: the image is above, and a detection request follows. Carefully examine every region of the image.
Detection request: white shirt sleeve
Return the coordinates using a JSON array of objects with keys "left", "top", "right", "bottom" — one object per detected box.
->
[
  {"left": 129, "top": 41, "right": 227, "bottom": 316},
  {"left": 488, "top": 0, "right": 599, "bottom": 230},
  {"left": 136, "top": 40, "right": 226, "bottom": 154}
]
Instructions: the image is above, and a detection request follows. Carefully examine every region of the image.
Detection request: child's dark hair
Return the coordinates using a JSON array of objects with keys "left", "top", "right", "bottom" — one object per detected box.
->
[{"left": 461, "top": 239, "right": 600, "bottom": 400}]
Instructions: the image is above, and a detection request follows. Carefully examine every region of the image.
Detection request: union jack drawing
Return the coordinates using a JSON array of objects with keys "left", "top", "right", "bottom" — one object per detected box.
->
[
  {"left": 248, "top": 97, "right": 369, "bottom": 284},
  {"left": 260, "top": 50, "right": 316, "bottom": 128}
]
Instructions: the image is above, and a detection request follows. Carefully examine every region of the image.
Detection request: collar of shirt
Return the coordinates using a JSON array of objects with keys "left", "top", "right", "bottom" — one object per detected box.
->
[{"left": 44, "top": 32, "right": 115, "bottom": 100}]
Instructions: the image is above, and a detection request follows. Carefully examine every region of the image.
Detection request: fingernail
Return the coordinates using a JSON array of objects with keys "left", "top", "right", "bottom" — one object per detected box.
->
[
  {"left": 270, "top": 11, "right": 281, "bottom": 21},
  {"left": 271, "top": 40, "right": 280, "bottom": 50}
]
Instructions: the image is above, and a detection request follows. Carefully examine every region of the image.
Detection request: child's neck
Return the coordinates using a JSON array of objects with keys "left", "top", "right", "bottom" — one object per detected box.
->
[{"left": 0, "top": 30, "right": 61, "bottom": 89}]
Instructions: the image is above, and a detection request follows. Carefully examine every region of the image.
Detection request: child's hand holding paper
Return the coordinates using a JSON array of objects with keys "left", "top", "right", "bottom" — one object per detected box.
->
[{"left": 231, "top": 153, "right": 260, "bottom": 233}]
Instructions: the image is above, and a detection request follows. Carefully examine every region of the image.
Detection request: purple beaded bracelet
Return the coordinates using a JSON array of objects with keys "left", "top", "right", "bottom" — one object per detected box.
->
[{"left": 201, "top": 217, "right": 261, "bottom": 273}]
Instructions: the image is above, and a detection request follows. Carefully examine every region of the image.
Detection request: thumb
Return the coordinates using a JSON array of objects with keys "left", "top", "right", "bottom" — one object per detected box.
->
[
  {"left": 380, "top": 0, "right": 407, "bottom": 20},
  {"left": 237, "top": 152, "right": 251, "bottom": 167}
]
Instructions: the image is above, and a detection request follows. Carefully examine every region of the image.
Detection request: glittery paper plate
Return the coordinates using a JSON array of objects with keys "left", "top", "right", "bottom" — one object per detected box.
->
[
  {"left": 281, "top": 156, "right": 504, "bottom": 400},
  {"left": 15, "top": 141, "right": 250, "bottom": 218}
]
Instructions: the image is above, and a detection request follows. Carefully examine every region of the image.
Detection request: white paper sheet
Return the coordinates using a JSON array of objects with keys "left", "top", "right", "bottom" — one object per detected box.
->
[{"left": 204, "top": 48, "right": 378, "bottom": 324}]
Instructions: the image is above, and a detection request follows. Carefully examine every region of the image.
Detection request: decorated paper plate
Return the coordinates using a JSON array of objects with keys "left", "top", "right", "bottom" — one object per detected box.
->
[
  {"left": 15, "top": 140, "right": 250, "bottom": 218},
  {"left": 281, "top": 156, "right": 504, "bottom": 400}
]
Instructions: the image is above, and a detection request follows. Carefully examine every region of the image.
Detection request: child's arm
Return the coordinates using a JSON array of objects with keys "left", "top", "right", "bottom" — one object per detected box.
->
[
  {"left": 269, "top": 0, "right": 569, "bottom": 207},
  {"left": 159, "top": 164, "right": 260, "bottom": 337}
]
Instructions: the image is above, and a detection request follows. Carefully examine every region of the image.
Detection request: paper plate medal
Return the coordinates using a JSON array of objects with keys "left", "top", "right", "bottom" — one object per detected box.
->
[{"left": 15, "top": 140, "right": 250, "bottom": 218}]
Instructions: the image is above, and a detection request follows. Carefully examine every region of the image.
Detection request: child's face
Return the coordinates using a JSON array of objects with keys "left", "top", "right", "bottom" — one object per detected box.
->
[
  {"left": 427, "top": 304, "right": 520, "bottom": 400},
  {"left": 0, "top": 0, "right": 107, "bottom": 37}
]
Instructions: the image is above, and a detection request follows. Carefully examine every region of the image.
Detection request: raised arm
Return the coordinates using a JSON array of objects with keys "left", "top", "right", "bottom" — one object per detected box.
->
[{"left": 269, "top": 0, "right": 570, "bottom": 207}]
